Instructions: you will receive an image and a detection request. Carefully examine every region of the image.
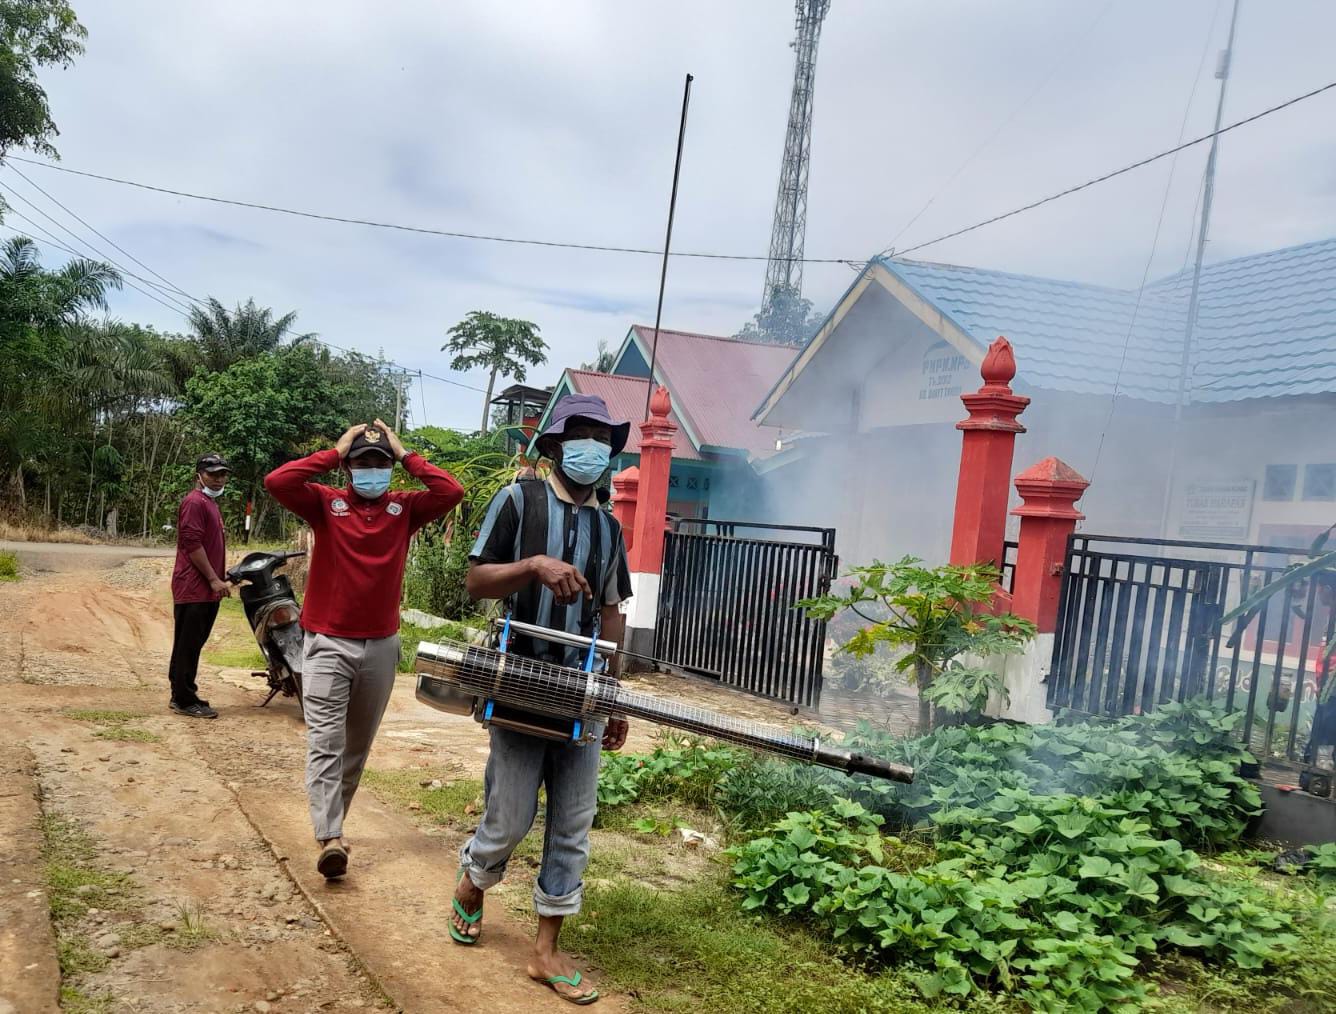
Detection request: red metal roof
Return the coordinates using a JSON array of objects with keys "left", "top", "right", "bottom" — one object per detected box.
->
[
  {"left": 564, "top": 370, "right": 702, "bottom": 460},
  {"left": 629, "top": 326, "right": 797, "bottom": 457}
]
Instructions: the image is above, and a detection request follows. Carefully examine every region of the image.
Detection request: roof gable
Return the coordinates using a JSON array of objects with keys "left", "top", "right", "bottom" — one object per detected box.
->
[{"left": 757, "top": 237, "right": 1336, "bottom": 421}]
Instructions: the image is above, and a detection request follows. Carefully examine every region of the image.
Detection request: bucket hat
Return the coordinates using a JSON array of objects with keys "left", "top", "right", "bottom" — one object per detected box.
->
[{"left": 537, "top": 394, "right": 630, "bottom": 456}]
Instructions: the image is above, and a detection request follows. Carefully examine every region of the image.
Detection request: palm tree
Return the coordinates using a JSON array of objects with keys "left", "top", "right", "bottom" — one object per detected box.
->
[{"left": 187, "top": 297, "right": 316, "bottom": 373}]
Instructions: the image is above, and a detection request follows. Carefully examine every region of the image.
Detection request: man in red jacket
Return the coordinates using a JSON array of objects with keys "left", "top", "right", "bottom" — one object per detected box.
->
[
  {"left": 167, "top": 452, "right": 233, "bottom": 720},
  {"left": 265, "top": 419, "right": 464, "bottom": 880}
]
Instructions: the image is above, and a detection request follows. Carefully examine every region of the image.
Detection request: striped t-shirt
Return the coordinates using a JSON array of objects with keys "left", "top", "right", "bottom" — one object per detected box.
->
[{"left": 469, "top": 476, "right": 632, "bottom": 667}]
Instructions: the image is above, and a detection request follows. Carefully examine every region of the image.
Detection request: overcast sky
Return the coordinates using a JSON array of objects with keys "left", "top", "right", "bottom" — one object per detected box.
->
[{"left": 10, "top": 0, "right": 1335, "bottom": 430}]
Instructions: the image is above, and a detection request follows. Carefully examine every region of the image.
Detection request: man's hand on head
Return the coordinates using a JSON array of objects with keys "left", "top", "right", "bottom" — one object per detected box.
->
[
  {"left": 527, "top": 555, "right": 593, "bottom": 605},
  {"left": 373, "top": 418, "right": 408, "bottom": 461},
  {"left": 335, "top": 424, "right": 368, "bottom": 459},
  {"left": 602, "top": 717, "right": 628, "bottom": 752}
]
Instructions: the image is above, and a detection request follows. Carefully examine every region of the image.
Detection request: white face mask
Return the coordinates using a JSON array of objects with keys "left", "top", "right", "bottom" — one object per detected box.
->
[{"left": 201, "top": 483, "right": 226, "bottom": 499}]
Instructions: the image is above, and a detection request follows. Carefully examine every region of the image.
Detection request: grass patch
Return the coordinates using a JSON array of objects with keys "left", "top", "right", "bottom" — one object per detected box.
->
[
  {"left": 118, "top": 922, "right": 168, "bottom": 951},
  {"left": 41, "top": 814, "right": 135, "bottom": 922},
  {"left": 0, "top": 549, "right": 19, "bottom": 581},
  {"left": 92, "top": 726, "right": 162, "bottom": 743},
  {"left": 398, "top": 618, "right": 484, "bottom": 672},
  {"left": 59, "top": 984, "right": 114, "bottom": 1013},
  {"left": 64, "top": 709, "right": 143, "bottom": 725},
  {"left": 361, "top": 768, "right": 484, "bottom": 828},
  {"left": 567, "top": 875, "right": 979, "bottom": 1013},
  {"left": 57, "top": 933, "right": 110, "bottom": 976},
  {"left": 171, "top": 900, "right": 220, "bottom": 950},
  {"left": 203, "top": 643, "right": 267, "bottom": 668}
]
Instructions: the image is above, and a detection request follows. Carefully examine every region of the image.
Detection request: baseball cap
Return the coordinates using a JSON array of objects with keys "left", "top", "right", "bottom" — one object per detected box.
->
[
  {"left": 347, "top": 425, "right": 395, "bottom": 461},
  {"left": 196, "top": 453, "right": 231, "bottom": 474}
]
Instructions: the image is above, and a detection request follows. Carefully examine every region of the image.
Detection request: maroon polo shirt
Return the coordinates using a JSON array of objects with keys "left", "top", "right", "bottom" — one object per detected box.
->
[
  {"left": 171, "top": 488, "right": 227, "bottom": 604},
  {"left": 264, "top": 449, "right": 464, "bottom": 639}
]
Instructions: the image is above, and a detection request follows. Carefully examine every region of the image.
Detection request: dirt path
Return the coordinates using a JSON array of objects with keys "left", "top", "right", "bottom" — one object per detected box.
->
[{"left": 0, "top": 559, "right": 693, "bottom": 1011}]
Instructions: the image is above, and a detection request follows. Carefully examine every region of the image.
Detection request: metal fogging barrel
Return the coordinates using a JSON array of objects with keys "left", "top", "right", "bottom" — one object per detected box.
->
[{"left": 414, "top": 639, "right": 913, "bottom": 783}]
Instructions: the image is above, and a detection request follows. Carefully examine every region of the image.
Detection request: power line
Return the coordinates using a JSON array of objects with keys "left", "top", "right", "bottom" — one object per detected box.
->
[
  {"left": 1, "top": 167, "right": 490, "bottom": 397},
  {"left": 5, "top": 154, "right": 851, "bottom": 265},
  {"left": 1090, "top": 0, "right": 1224, "bottom": 486},
  {"left": 0, "top": 214, "right": 191, "bottom": 318},
  {"left": 880, "top": 0, "right": 1116, "bottom": 256},
  {"left": 889, "top": 77, "right": 1336, "bottom": 258},
  {"left": 5, "top": 162, "right": 197, "bottom": 302},
  {"left": 8, "top": 76, "right": 1332, "bottom": 273},
  {"left": 0, "top": 181, "right": 196, "bottom": 315}
]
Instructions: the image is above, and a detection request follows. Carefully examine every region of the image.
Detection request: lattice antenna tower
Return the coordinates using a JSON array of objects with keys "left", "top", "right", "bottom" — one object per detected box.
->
[{"left": 761, "top": 0, "right": 831, "bottom": 318}]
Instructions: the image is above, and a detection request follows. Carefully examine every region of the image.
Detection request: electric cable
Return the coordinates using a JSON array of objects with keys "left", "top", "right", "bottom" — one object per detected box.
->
[
  {"left": 880, "top": 0, "right": 1116, "bottom": 257},
  {"left": 5, "top": 162, "right": 197, "bottom": 302},
  {"left": 0, "top": 181, "right": 196, "bottom": 315},
  {"left": 0, "top": 216, "right": 191, "bottom": 318},
  {"left": 10, "top": 77, "right": 1333, "bottom": 268},
  {"left": 1089, "top": 0, "right": 1224, "bottom": 485},
  {"left": 888, "top": 77, "right": 1336, "bottom": 259}
]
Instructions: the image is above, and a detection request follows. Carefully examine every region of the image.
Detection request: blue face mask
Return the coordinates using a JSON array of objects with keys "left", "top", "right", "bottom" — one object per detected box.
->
[
  {"left": 350, "top": 467, "right": 392, "bottom": 499},
  {"left": 560, "top": 438, "right": 612, "bottom": 485}
]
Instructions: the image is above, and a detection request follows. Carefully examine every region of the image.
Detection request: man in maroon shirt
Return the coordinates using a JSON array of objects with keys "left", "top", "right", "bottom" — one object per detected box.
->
[
  {"left": 167, "top": 453, "right": 232, "bottom": 720},
  {"left": 265, "top": 419, "right": 464, "bottom": 880}
]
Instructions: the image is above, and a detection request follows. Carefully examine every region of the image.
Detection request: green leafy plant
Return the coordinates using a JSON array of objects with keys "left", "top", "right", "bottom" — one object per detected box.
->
[
  {"left": 801, "top": 557, "right": 1035, "bottom": 730},
  {"left": 596, "top": 739, "right": 741, "bottom": 811},
  {"left": 0, "top": 549, "right": 18, "bottom": 581}
]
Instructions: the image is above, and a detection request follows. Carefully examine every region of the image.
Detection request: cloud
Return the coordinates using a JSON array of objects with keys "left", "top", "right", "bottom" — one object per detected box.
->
[{"left": 19, "top": 0, "right": 1336, "bottom": 428}]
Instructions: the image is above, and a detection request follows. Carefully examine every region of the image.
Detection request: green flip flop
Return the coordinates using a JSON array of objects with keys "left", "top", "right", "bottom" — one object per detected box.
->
[
  {"left": 537, "top": 971, "right": 599, "bottom": 1005},
  {"left": 449, "top": 869, "right": 483, "bottom": 945}
]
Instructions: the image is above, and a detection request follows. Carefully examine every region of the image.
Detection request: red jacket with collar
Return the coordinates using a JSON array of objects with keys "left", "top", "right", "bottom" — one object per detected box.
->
[{"left": 264, "top": 449, "right": 464, "bottom": 639}]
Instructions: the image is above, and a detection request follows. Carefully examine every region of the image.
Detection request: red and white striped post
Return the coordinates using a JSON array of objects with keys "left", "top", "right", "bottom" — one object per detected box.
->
[{"left": 624, "top": 386, "right": 677, "bottom": 660}]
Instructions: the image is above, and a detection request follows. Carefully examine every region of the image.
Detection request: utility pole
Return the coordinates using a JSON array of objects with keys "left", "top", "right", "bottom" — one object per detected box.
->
[{"left": 1159, "top": 0, "right": 1242, "bottom": 538}]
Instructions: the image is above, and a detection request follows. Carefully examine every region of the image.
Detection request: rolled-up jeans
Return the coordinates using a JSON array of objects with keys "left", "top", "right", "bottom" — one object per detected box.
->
[
  {"left": 302, "top": 631, "right": 399, "bottom": 842},
  {"left": 459, "top": 723, "right": 603, "bottom": 918}
]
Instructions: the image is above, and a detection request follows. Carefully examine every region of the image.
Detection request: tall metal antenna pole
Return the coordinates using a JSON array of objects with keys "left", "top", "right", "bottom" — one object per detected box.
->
[
  {"left": 1159, "top": 0, "right": 1241, "bottom": 538},
  {"left": 644, "top": 73, "right": 694, "bottom": 421},
  {"left": 760, "top": 0, "right": 831, "bottom": 329}
]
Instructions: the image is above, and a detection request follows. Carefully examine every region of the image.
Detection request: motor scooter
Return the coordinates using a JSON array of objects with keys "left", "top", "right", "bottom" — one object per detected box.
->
[{"left": 225, "top": 550, "right": 306, "bottom": 715}]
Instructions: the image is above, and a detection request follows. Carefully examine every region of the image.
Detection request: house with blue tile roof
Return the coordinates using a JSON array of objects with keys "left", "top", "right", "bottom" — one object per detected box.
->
[{"left": 751, "top": 238, "right": 1336, "bottom": 565}]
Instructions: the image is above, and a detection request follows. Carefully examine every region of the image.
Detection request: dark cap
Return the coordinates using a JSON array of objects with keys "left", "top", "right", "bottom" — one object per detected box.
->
[
  {"left": 536, "top": 394, "right": 630, "bottom": 456},
  {"left": 347, "top": 425, "right": 395, "bottom": 461},
  {"left": 196, "top": 453, "right": 231, "bottom": 474}
]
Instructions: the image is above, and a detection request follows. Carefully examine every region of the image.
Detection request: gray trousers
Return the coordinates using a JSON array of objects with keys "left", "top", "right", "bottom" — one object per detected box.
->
[{"left": 302, "top": 632, "right": 399, "bottom": 842}]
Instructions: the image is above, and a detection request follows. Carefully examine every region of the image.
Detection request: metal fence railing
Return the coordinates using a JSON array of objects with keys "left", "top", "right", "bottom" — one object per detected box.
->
[
  {"left": 654, "top": 519, "right": 838, "bottom": 708},
  {"left": 1048, "top": 534, "right": 1335, "bottom": 763}
]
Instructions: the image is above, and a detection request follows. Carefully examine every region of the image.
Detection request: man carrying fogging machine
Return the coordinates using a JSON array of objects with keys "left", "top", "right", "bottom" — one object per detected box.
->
[{"left": 450, "top": 393, "right": 631, "bottom": 1005}]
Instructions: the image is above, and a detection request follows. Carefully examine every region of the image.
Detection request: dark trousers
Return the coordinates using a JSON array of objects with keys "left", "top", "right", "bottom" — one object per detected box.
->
[{"left": 168, "top": 601, "right": 220, "bottom": 706}]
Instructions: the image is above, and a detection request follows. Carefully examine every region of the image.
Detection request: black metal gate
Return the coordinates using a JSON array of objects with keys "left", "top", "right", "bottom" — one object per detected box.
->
[
  {"left": 654, "top": 519, "right": 838, "bottom": 708},
  {"left": 1048, "top": 534, "right": 1335, "bottom": 762}
]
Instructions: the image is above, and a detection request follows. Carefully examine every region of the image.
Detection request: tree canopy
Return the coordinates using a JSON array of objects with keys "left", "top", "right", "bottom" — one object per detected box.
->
[
  {"left": 0, "top": 0, "right": 86, "bottom": 157},
  {"left": 735, "top": 285, "right": 825, "bottom": 346},
  {"left": 443, "top": 310, "right": 547, "bottom": 433}
]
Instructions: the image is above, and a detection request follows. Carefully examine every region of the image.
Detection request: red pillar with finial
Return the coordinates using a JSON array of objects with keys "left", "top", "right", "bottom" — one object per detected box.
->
[
  {"left": 1010, "top": 457, "right": 1089, "bottom": 633},
  {"left": 949, "top": 337, "right": 1030, "bottom": 570},
  {"left": 611, "top": 465, "right": 640, "bottom": 554}
]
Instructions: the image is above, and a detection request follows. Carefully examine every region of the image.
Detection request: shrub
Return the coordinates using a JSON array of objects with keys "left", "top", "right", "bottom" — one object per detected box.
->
[
  {"left": 0, "top": 549, "right": 18, "bottom": 581},
  {"left": 596, "top": 738, "right": 740, "bottom": 810}
]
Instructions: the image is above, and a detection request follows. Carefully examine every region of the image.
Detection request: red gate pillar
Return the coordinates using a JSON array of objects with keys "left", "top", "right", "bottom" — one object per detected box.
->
[
  {"left": 625, "top": 387, "right": 677, "bottom": 662},
  {"left": 1010, "top": 457, "right": 1088, "bottom": 633},
  {"left": 949, "top": 336, "right": 1030, "bottom": 570},
  {"left": 611, "top": 465, "right": 640, "bottom": 554}
]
